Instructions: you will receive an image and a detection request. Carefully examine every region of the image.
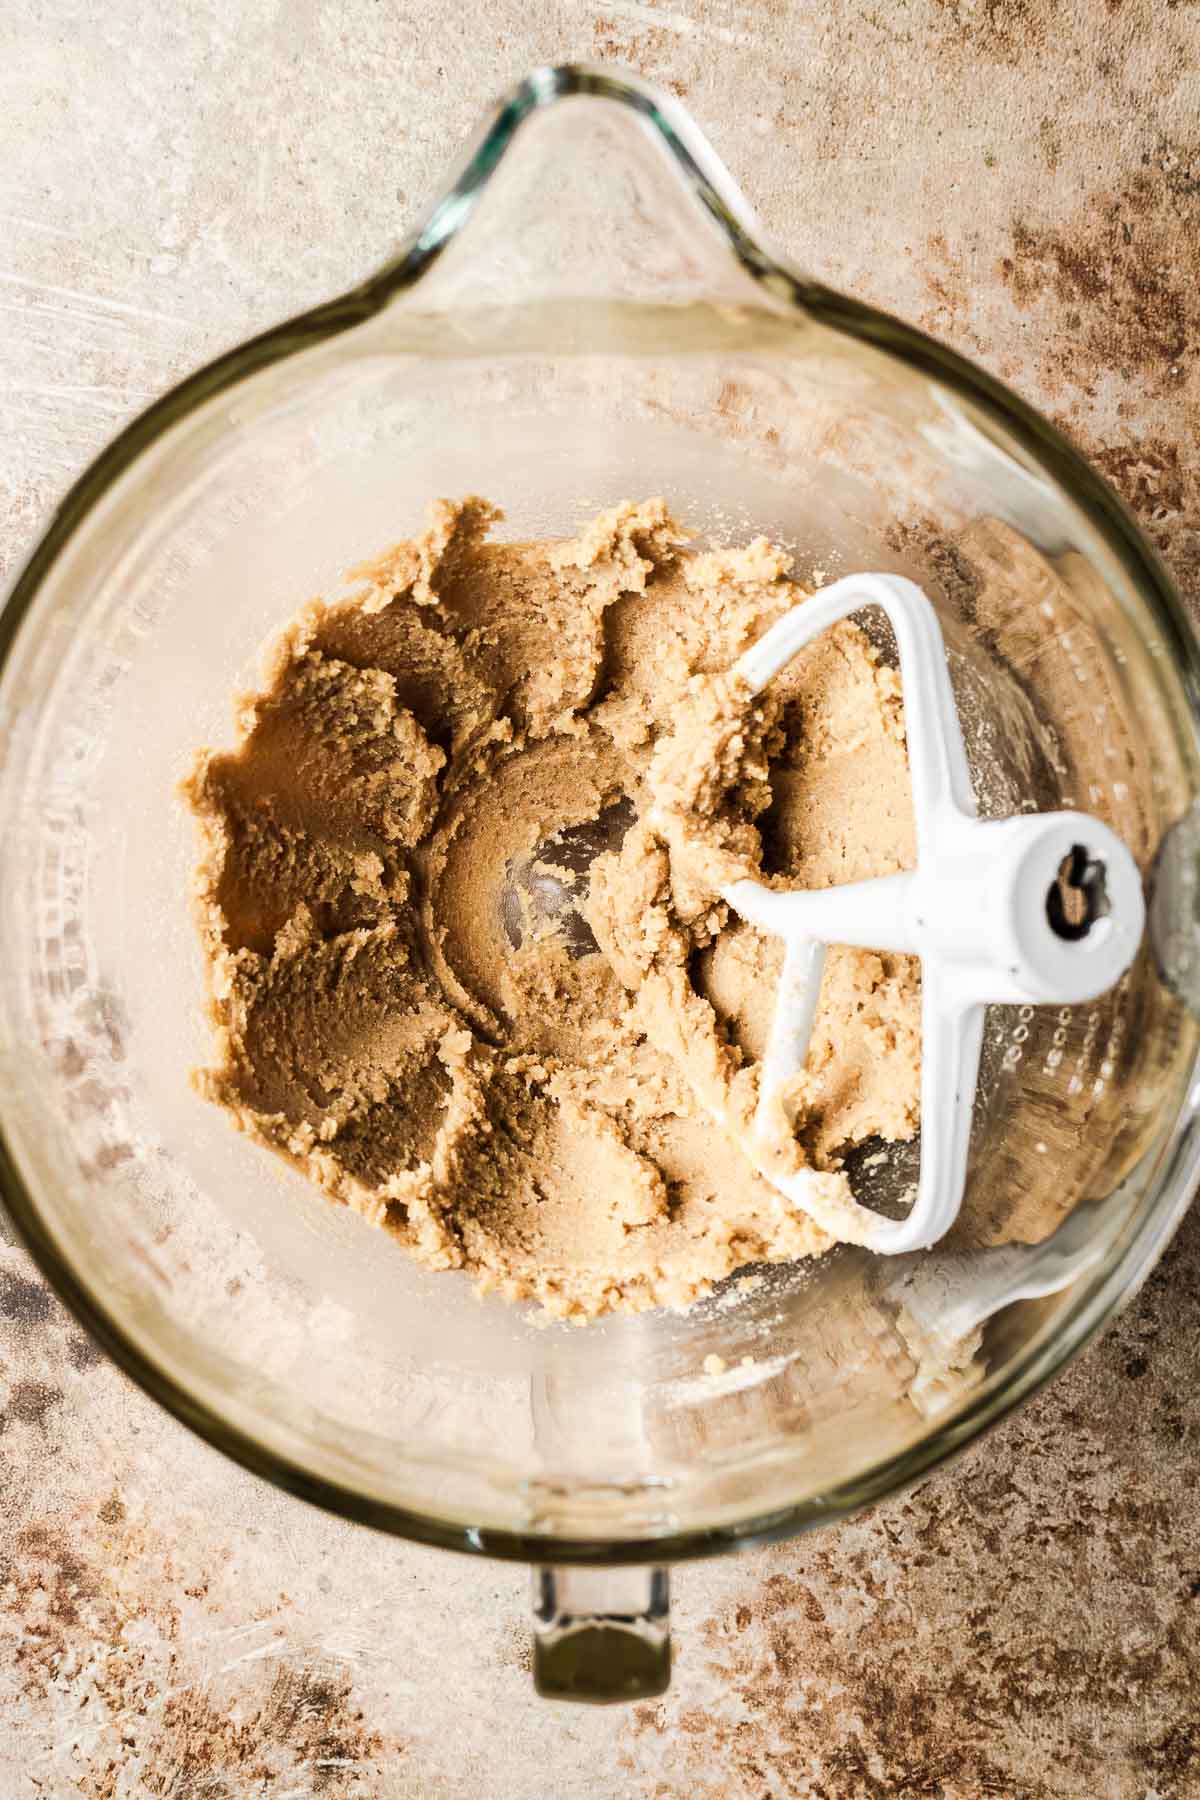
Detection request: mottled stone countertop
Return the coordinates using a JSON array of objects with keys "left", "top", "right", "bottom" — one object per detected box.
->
[{"left": 1, "top": 2, "right": 1198, "bottom": 1795}]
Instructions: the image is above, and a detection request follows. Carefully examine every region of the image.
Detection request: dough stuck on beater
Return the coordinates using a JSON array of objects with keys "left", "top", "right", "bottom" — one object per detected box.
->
[{"left": 183, "top": 498, "right": 921, "bottom": 1321}]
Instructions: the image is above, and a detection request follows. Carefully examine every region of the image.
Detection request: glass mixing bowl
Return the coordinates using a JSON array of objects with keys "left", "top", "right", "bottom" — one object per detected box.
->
[{"left": 2, "top": 65, "right": 1199, "bottom": 1702}]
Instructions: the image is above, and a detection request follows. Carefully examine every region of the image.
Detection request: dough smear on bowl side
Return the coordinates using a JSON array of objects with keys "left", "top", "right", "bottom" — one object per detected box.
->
[{"left": 183, "top": 497, "right": 921, "bottom": 1321}]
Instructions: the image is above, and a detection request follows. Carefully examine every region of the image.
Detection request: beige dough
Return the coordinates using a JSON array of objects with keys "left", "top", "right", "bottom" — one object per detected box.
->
[{"left": 184, "top": 498, "right": 920, "bottom": 1320}]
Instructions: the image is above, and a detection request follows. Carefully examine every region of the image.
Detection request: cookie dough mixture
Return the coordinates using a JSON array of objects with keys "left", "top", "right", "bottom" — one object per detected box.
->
[{"left": 184, "top": 499, "right": 920, "bottom": 1320}]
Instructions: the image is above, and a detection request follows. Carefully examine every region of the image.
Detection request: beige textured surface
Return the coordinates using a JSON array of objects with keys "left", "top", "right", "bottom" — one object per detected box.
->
[{"left": 0, "top": 1, "right": 1198, "bottom": 1794}]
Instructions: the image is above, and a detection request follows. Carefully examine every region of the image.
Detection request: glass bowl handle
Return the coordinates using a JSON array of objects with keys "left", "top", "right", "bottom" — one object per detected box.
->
[{"left": 532, "top": 1565, "right": 670, "bottom": 1702}]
